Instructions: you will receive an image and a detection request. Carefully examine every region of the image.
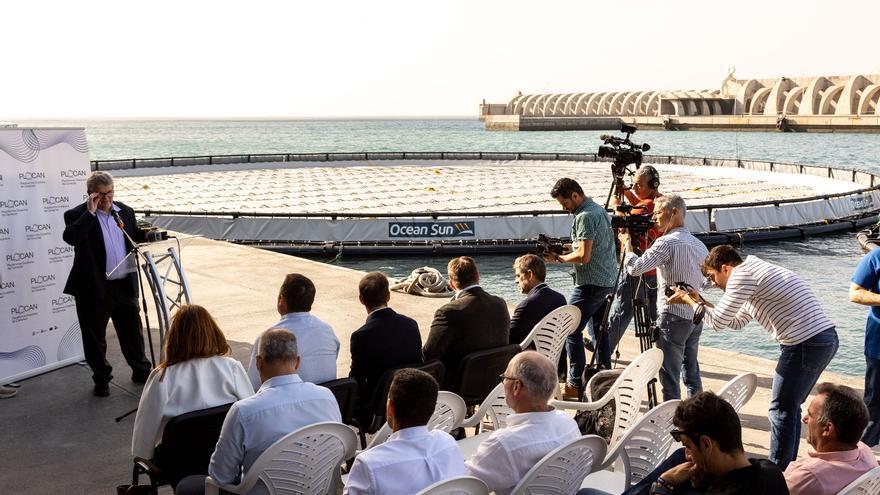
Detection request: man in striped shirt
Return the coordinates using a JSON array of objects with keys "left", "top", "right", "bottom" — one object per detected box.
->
[
  {"left": 669, "top": 245, "right": 838, "bottom": 471},
  {"left": 619, "top": 194, "right": 708, "bottom": 401}
]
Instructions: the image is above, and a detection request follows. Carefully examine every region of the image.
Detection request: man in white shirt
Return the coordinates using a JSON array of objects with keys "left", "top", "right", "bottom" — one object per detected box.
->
[
  {"left": 465, "top": 351, "right": 580, "bottom": 495},
  {"left": 344, "top": 369, "right": 465, "bottom": 495},
  {"left": 247, "top": 273, "right": 340, "bottom": 389},
  {"left": 176, "top": 329, "right": 342, "bottom": 495}
]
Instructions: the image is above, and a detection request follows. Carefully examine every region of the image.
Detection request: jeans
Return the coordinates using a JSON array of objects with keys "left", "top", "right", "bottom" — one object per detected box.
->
[
  {"left": 656, "top": 313, "right": 703, "bottom": 401},
  {"left": 578, "top": 448, "right": 706, "bottom": 495},
  {"left": 567, "top": 284, "right": 613, "bottom": 388},
  {"left": 862, "top": 356, "right": 880, "bottom": 446},
  {"left": 603, "top": 273, "right": 658, "bottom": 367},
  {"left": 769, "top": 327, "right": 838, "bottom": 470}
]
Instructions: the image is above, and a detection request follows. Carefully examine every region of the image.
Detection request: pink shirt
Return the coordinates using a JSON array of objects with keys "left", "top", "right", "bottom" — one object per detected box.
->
[{"left": 784, "top": 442, "right": 878, "bottom": 495}]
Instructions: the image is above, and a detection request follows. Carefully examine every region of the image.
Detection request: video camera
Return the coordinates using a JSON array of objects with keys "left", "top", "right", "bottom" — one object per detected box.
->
[
  {"left": 597, "top": 124, "right": 651, "bottom": 172},
  {"left": 534, "top": 233, "right": 565, "bottom": 256},
  {"left": 610, "top": 204, "right": 655, "bottom": 233},
  {"left": 146, "top": 229, "right": 169, "bottom": 242},
  {"left": 663, "top": 282, "right": 705, "bottom": 325}
]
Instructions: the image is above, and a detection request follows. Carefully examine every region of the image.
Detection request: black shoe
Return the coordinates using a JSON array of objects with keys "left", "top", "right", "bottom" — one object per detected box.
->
[
  {"left": 584, "top": 340, "right": 595, "bottom": 353},
  {"left": 93, "top": 382, "right": 110, "bottom": 397},
  {"left": 131, "top": 371, "right": 150, "bottom": 384}
]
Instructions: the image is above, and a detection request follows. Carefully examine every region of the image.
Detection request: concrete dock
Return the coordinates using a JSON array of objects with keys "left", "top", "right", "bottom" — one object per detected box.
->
[{"left": 0, "top": 236, "right": 868, "bottom": 494}]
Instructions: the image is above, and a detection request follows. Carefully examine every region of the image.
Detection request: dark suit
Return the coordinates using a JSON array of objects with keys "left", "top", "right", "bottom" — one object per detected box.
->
[
  {"left": 423, "top": 286, "right": 510, "bottom": 386},
  {"left": 349, "top": 308, "right": 423, "bottom": 406},
  {"left": 509, "top": 283, "right": 567, "bottom": 345},
  {"left": 63, "top": 201, "right": 152, "bottom": 385}
]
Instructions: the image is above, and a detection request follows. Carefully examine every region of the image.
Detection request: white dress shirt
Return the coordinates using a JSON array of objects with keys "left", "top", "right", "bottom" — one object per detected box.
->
[
  {"left": 131, "top": 356, "right": 254, "bottom": 459},
  {"left": 208, "top": 373, "right": 342, "bottom": 495},
  {"left": 246, "top": 312, "right": 340, "bottom": 389},
  {"left": 344, "top": 426, "right": 465, "bottom": 495},
  {"left": 465, "top": 409, "right": 580, "bottom": 495}
]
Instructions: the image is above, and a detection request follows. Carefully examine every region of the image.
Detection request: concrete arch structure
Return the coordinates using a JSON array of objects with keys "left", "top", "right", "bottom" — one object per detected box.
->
[
  {"left": 736, "top": 79, "right": 764, "bottom": 114},
  {"left": 859, "top": 85, "right": 880, "bottom": 115},
  {"left": 749, "top": 87, "right": 772, "bottom": 115},
  {"left": 782, "top": 87, "right": 805, "bottom": 115},
  {"left": 765, "top": 78, "right": 796, "bottom": 115},
  {"left": 800, "top": 77, "right": 832, "bottom": 116},
  {"left": 837, "top": 75, "right": 871, "bottom": 115},
  {"left": 819, "top": 85, "right": 845, "bottom": 115}
]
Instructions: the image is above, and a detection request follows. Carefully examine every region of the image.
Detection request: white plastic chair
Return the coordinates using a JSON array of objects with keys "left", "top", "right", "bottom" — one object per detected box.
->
[
  {"left": 366, "top": 391, "right": 467, "bottom": 449},
  {"left": 205, "top": 421, "right": 357, "bottom": 495},
  {"left": 509, "top": 434, "right": 608, "bottom": 495},
  {"left": 416, "top": 475, "right": 490, "bottom": 495},
  {"left": 839, "top": 465, "right": 880, "bottom": 495},
  {"left": 551, "top": 348, "right": 664, "bottom": 448},
  {"left": 459, "top": 382, "right": 514, "bottom": 433},
  {"left": 581, "top": 399, "right": 680, "bottom": 493},
  {"left": 519, "top": 304, "right": 581, "bottom": 366},
  {"left": 717, "top": 372, "right": 758, "bottom": 412}
]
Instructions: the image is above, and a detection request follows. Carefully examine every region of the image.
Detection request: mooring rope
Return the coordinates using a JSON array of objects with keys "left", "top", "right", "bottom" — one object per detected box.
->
[{"left": 390, "top": 267, "right": 454, "bottom": 298}]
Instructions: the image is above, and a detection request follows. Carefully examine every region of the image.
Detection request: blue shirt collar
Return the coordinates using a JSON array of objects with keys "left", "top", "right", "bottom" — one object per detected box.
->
[{"left": 257, "top": 373, "right": 302, "bottom": 392}]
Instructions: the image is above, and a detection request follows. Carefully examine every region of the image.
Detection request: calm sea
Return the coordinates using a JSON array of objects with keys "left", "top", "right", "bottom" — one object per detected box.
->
[{"left": 21, "top": 118, "right": 880, "bottom": 376}]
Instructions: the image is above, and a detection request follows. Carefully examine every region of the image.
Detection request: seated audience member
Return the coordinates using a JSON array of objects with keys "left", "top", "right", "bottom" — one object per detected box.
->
[
  {"left": 784, "top": 383, "right": 878, "bottom": 495},
  {"left": 344, "top": 369, "right": 465, "bottom": 495},
  {"left": 509, "top": 254, "right": 567, "bottom": 346},
  {"left": 349, "top": 272, "right": 423, "bottom": 410},
  {"left": 131, "top": 304, "right": 253, "bottom": 467},
  {"left": 593, "top": 392, "right": 789, "bottom": 495},
  {"left": 465, "top": 351, "right": 579, "bottom": 495},
  {"left": 176, "top": 329, "right": 342, "bottom": 495},
  {"left": 423, "top": 256, "right": 510, "bottom": 385},
  {"left": 247, "top": 273, "right": 339, "bottom": 389}
]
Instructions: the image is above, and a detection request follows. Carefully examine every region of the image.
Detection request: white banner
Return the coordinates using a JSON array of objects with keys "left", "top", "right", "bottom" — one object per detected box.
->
[{"left": 0, "top": 128, "right": 90, "bottom": 383}]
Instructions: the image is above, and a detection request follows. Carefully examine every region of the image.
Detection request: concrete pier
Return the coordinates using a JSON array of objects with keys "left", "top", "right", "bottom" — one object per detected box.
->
[
  {"left": 0, "top": 236, "right": 869, "bottom": 493},
  {"left": 484, "top": 114, "right": 880, "bottom": 132}
]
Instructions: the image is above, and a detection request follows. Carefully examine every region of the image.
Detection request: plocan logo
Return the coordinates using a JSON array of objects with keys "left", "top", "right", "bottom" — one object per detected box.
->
[
  {"left": 0, "top": 279, "right": 14, "bottom": 299},
  {"left": 25, "top": 223, "right": 53, "bottom": 240},
  {"left": 18, "top": 171, "right": 46, "bottom": 188},
  {"left": 0, "top": 198, "right": 28, "bottom": 217},
  {"left": 47, "top": 245, "right": 75, "bottom": 264},
  {"left": 30, "top": 273, "right": 57, "bottom": 293},
  {"left": 0, "top": 226, "right": 9, "bottom": 241},
  {"left": 11, "top": 303, "right": 39, "bottom": 323},
  {"left": 51, "top": 295, "right": 75, "bottom": 313},
  {"left": 61, "top": 169, "right": 87, "bottom": 185},
  {"left": 388, "top": 221, "right": 476, "bottom": 238},
  {"left": 6, "top": 250, "right": 35, "bottom": 270}
]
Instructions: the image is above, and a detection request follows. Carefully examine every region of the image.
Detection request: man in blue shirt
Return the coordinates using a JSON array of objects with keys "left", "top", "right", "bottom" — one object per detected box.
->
[
  {"left": 546, "top": 178, "right": 618, "bottom": 399},
  {"left": 176, "top": 328, "right": 342, "bottom": 495},
  {"left": 849, "top": 248, "right": 880, "bottom": 446}
]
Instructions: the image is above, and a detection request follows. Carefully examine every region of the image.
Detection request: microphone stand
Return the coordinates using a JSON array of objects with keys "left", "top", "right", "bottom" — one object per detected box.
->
[{"left": 107, "top": 208, "right": 157, "bottom": 423}]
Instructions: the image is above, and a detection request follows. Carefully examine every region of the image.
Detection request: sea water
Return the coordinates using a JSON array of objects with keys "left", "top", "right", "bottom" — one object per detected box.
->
[{"left": 20, "top": 118, "right": 880, "bottom": 376}]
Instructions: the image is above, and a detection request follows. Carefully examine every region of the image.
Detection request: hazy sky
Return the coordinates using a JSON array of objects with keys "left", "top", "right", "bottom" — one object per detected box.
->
[{"left": 4, "top": 0, "right": 879, "bottom": 119}]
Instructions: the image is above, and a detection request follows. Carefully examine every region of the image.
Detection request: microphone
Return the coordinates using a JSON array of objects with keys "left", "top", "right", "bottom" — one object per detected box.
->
[{"left": 110, "top": 209, "right": 125, "bottom": 230}]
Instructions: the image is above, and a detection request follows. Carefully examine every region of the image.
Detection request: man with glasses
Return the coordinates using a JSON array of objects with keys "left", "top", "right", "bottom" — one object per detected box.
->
[
  {"left": 668, "top": 245, "right": 838, "bottom": 470},
  {"left": 509, "top": 254, "right": 567, "bottom": 346},
  {"left": 63, "top": 171, "right": 153, "bottom": 396},
  {"left": 465, "top": 351, "right": 579, "bottom": 495}
]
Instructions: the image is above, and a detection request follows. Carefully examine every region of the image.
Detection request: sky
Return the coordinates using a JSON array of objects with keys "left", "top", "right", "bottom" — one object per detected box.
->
[{"left": 4, "top": 0, "right": 879, "bottom": 119}]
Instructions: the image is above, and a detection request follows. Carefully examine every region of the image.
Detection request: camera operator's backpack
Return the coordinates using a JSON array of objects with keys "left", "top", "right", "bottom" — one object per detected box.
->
[{"left": 573, "top": 368, "right": 621, "bottom": 442}]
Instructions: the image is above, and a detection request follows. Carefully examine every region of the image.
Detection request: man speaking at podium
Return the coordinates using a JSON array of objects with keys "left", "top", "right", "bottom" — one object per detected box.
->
[{"left": 62, "top": 171, "right": 152, "bottom": 397}]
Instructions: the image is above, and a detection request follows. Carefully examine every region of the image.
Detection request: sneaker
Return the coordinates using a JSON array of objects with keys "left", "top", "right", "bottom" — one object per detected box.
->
[
  {"left": 93, "top": 382, "right": 110, "bottom": 397},
  {"left": 0, "top": 385, "right": 17, "bottom": 399},
  {"left": 562, "top": 382, "right": 581, "bottom": 401}
]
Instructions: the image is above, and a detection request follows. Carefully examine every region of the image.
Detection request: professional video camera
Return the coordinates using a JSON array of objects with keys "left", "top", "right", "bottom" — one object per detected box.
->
[
  {"left": 597, "top": 123, "right": 651, "bottom": 173},
  {"left": 610, "top": 204, "right": 655, "bottom": 234},
  {"left": 534, "top": 233, "right": 565, "bottom": 256},
  {"left": 663, "top": 282, "right": 705, "bottom": 325}
]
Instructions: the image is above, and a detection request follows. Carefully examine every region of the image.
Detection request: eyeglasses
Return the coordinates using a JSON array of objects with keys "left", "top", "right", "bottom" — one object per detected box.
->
[
  {"left": 498, "top": 374, "right": 519, "bottom": 384},
  {"left": 670, "top": 429, "right": 701, "bottom": 443},
  {"left": 95, "top": 190, "right": 114, "bottom": 197}
]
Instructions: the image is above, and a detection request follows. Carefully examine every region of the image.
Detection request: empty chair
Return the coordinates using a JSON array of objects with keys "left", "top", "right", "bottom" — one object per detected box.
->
[
  {"left": 416, "top": 476, "right": 490, "bottom": 495},
  {"left": 551, "top": 348, "right": 664, "bottom": 448},
  {"left": 449, "top": 344, "right": 521, "bottom": 407},
  {"left": 717, "top": 372, "right": 758, "bottom": 412},
  {"left": 204, "top": 421, "right": 357, "bottom": 495},
  {"left": 367, "top": 391, "right": 467, "bottom": 449},
  {"left": 509, "top": 435, "right": 607, "bottom": 495},
  {"left": 580, "top": 399, "right": 680, "bottom": 493},
  {"left": 132, "top": 403, "right": 233, "bottom": 491},
  {"left": 519, "top": 304, "right": 581, "bottom": 366},
  {"left": 320, "top": 377, "right": 359, "bottom": 425},
  {"left": 839, "top": 465, "right": 880, "bottom": 495}
]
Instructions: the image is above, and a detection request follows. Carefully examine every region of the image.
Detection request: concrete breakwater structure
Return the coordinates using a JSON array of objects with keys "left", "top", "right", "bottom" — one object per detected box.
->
[
  {"left": 92, "top": 151, "right": 880, "bottom": 255},
  {"left": 480, "top": 70, "right": 880, "bottom": 132}
]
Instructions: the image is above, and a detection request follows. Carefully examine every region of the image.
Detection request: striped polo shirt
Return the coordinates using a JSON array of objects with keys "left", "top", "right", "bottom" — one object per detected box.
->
[
  {"left": 703, "top": 255, "right": 834, "bottom": 345},
  {"left": 623, "top": 226, "right": 708, "bottom": 320}
]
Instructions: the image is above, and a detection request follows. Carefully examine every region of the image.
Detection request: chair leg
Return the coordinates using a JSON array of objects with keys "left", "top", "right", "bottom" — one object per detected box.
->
[{"left": 131, "top": 464, "right": 139, "bottom": 486}]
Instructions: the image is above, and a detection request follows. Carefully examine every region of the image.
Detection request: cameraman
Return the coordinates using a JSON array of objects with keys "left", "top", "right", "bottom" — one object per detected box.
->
[
  {"left": 668, "top": 245, "right": 838, "bottom": 470},
  {"left": 606, "top": 165, "right": 663, "bottom": 366},
  {"left": 547, "top": 178, "right": 618, "bottom": 399},
  {"left": 618, "top": 194, "right": 707, "bottom": 401}
]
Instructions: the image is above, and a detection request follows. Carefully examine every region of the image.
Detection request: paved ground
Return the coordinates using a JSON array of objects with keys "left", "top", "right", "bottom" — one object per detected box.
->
[{"left": 0, "top": 236, "right": 867, "bottom": 494}]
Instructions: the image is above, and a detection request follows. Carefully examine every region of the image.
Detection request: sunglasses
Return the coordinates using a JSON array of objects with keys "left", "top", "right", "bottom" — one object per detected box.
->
[{"left": 670, "top": 429, "right": 702, "bottom": 443}]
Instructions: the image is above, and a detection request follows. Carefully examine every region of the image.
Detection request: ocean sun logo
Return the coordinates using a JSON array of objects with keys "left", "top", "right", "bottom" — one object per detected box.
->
[{"left": 388, "top": 221, "right": 476, "bottom": 238}]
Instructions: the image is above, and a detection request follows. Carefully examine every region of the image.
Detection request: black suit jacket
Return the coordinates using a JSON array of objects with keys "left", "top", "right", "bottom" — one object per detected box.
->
[
  {"left": 62, "top": 201, "right": 146, "bottom": 302},
  {"left": 509, "top": 283, "right": 568, "bottom": 345},
  {"left": 423, "top": 287, "right": 510, "bottom": 383},
  {"left": 349, "top": 308, "right": 423, "bottom": 404}
]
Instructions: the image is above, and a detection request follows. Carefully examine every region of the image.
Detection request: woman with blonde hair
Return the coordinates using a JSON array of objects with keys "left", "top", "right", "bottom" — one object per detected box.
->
[{"left": 131, "top": 304, "right": 253, "bottom": 460}]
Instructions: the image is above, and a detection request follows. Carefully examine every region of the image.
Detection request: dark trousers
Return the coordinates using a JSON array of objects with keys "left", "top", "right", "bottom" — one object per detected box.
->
[
  {"left": 567, "top": 284, "right": 613, "bottom": 387},
  {"left": 75, "top": 279, "right": 152, "bottom": 385},
  {"left": 863, "top": 356, "right": 880, "bottom": 446}
]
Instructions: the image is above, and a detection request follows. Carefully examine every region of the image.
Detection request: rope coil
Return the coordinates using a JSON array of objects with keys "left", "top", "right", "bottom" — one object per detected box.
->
[{"left": 390, "top": 267, "right": 454, "bottom": 298}]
